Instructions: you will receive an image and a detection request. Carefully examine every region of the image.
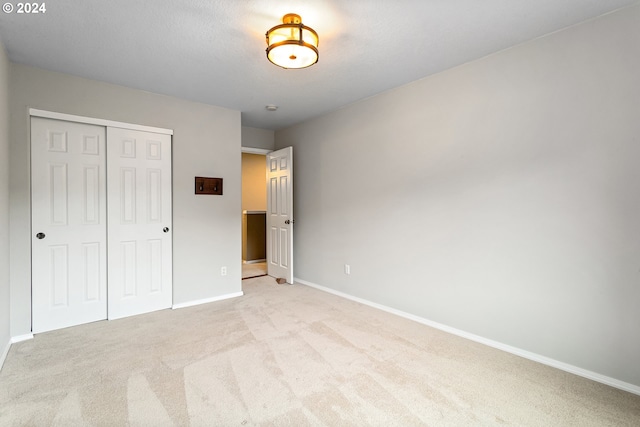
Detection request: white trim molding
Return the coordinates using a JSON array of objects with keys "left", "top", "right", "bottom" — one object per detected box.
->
[
  {"left": 0, "top": 339, "right": 10, "bottom": 371},
  {"left": 241, "top": 147, "right": 272, "bottom": 155},
  {"left": 172, "top": 292, "right": 244, "bottom": 310},
  {"left": 295, "top": 277, "right": 640, "bottom": 397},
  {"left": 1, "top": 334, "right": 34, "bottom": 371},
  {"left": 11, "top": 333, "right": 34, "bottom": 343},
  {"left": 29, "top": 109, "right": 174, "bottom": 135}
]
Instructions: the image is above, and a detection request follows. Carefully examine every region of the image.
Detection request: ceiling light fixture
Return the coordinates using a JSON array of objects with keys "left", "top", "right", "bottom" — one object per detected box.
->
[{"left": 266, "top": 13, "right": 319, "bottom": 69}]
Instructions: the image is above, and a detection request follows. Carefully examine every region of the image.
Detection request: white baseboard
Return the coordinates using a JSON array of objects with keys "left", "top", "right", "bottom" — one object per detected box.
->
[
  {"left": 11, "top": 333, "right": 34, "bottom": 343},
  {"left": 295, "top": 277, "right": 640, "bottom": 396},
  {"left": 0, "top": 338, "right": 10, "bottom": 371},
  {"left": 1, "top": 333, "right": 34, "bottom": 372},
  {"left": 172, "top": 291, "right": 244, "bottom": 310}
]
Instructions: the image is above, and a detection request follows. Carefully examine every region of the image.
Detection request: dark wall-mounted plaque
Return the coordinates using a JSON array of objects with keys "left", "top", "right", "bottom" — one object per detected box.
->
[{"left": 195, "top": 177, "right": 223, "bottom": 195}]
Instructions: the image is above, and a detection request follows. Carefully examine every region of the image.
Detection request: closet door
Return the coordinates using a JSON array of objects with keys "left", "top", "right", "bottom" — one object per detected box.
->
[
  {"left": 31, "top": 117, "right": 107, "bottom": 333},
  {"left": 107, "top": 127, "right": 172, "bottom": 319}
]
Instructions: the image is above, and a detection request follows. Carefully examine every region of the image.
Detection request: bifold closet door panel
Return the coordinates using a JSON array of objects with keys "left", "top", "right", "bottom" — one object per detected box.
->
[
  {"left": 31, "top": 117, "right": 108, "bottom": 333},
  {"left": 107, "top": 127, "right": 173, "bottom": 320}
]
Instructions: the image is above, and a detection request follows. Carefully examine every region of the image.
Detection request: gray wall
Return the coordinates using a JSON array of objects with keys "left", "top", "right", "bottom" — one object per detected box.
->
[
  {"left": 241, "top": 126, "right": 274, "bottom": 151},
  {"left": 0, "top": 39, "right": 10, "bottom": 357},
  {"left": 276, "top": 5, "right": 640, "bottom": 386},
  {"left": 9, "top": 64, "right": 242, "bottom": 336}
]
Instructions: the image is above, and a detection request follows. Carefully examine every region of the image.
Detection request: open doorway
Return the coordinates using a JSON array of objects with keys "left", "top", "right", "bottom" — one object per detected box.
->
[{"left": 241, "top": 150, "right": 268, "bottom": 279}]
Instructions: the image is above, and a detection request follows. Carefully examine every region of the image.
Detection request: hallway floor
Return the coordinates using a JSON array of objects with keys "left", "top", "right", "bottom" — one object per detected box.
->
[{"left": 242, "top": 262, "right": 267, "bottom": 279}]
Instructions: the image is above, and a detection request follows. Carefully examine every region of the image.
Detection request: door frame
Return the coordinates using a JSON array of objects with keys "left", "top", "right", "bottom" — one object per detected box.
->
[
  {"left": 30, "top": 109, "right": 173, "bottom": 136},
  {"left": 241, "top": 147, "right": 271, "bottom": 156},
  {"left": 240, "top": 147, "right": 271, "bottom": 278},
  {"left": 241, "top": 146, "right": 298, "bottom": 284},
  {"left": 29, "top": 109, "right": 173, "bottom": 332}
]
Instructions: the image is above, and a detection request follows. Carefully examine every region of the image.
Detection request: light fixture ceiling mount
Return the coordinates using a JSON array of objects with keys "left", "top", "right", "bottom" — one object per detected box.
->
[{"left": 266, "top": 13, "right": 319, "bottom": 69}]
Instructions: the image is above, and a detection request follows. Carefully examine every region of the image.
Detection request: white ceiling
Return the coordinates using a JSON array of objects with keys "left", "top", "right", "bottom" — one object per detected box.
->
[{"left": 0, "top": 0, "right": 637, "bottom": 130}]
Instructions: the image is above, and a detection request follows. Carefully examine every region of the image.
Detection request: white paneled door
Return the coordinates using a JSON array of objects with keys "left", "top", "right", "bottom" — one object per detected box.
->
[
  {"left": 107, "top": 127, "right": 172, "bottom": 320},
  {"left": 267, "top": 147, "right": 293, "bottom": 283},
  {"left": 31, "top": 117, "right": 108, "bottom": 333},
  {"left": 31, "top": 117, "right": 173, "bottom": 333}
]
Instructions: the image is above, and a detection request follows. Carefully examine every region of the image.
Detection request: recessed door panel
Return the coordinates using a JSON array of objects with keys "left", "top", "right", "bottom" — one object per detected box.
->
[
  {"left": 82, "top": 242, "right": 101, "bottom": 301},
  {"left": 279, "top": 228, "right": 289, "bottom": 268},
  {"left": 48, "top": 131, "right": 67, "bottom": 152},
  {"left": 270, "top": 227, "right": 279, "bottom": 265},
  {"left": 279, "top": 176, "right": 288, "bottom": 215},
  {"left": 121, "top": 241, "right": 137, "bottom": 297},
  {"left": 49, "top": 163, "right": 68, "bottom": 226},
  {"left": 82, "top": 135, "right": 99, "bottom": 155},
  {"left": 270, "top": 178, "right": 278, "bottom": 215},
  {"left": 147, "top": 169, "right": 162, "bottom": 223},
  {"left": 83, "top": 165, "right": 100, "bottom": 224},
  {"left": 148, "top": 239, "right": 162, "bottom": 293},
  {"left": 147, "top": 141, "right": 162, "bottom": 160},
  {"left": 120, "top": 138, "right": 136, "bottom": 158},
  {"left": 50, "top": 245, "right": 69, "bottom": 307},
  {"left": 120, "top": 167, "right": 136, "bottom": 224}
]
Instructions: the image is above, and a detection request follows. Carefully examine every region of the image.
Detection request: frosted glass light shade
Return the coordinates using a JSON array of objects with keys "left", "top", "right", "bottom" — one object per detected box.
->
[{"left": 266, "top": 14, "right": 319, "bottom": 69}]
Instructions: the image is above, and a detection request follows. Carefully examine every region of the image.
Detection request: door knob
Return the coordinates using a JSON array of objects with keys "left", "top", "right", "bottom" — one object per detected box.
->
[
  {"left": 163, "top": 227, "right": 170, "bottom": 233},
  {"left": 36, "top": 232, "right": 45, "bottom": 239},
  {"left": 285, "top": 220, "right": 295, "bottom": 225}
]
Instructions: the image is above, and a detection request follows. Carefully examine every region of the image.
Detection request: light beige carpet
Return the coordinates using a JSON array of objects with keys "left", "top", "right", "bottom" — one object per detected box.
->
[{"left": 1, "top": 276, "right": 639, "bottom": 426}]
